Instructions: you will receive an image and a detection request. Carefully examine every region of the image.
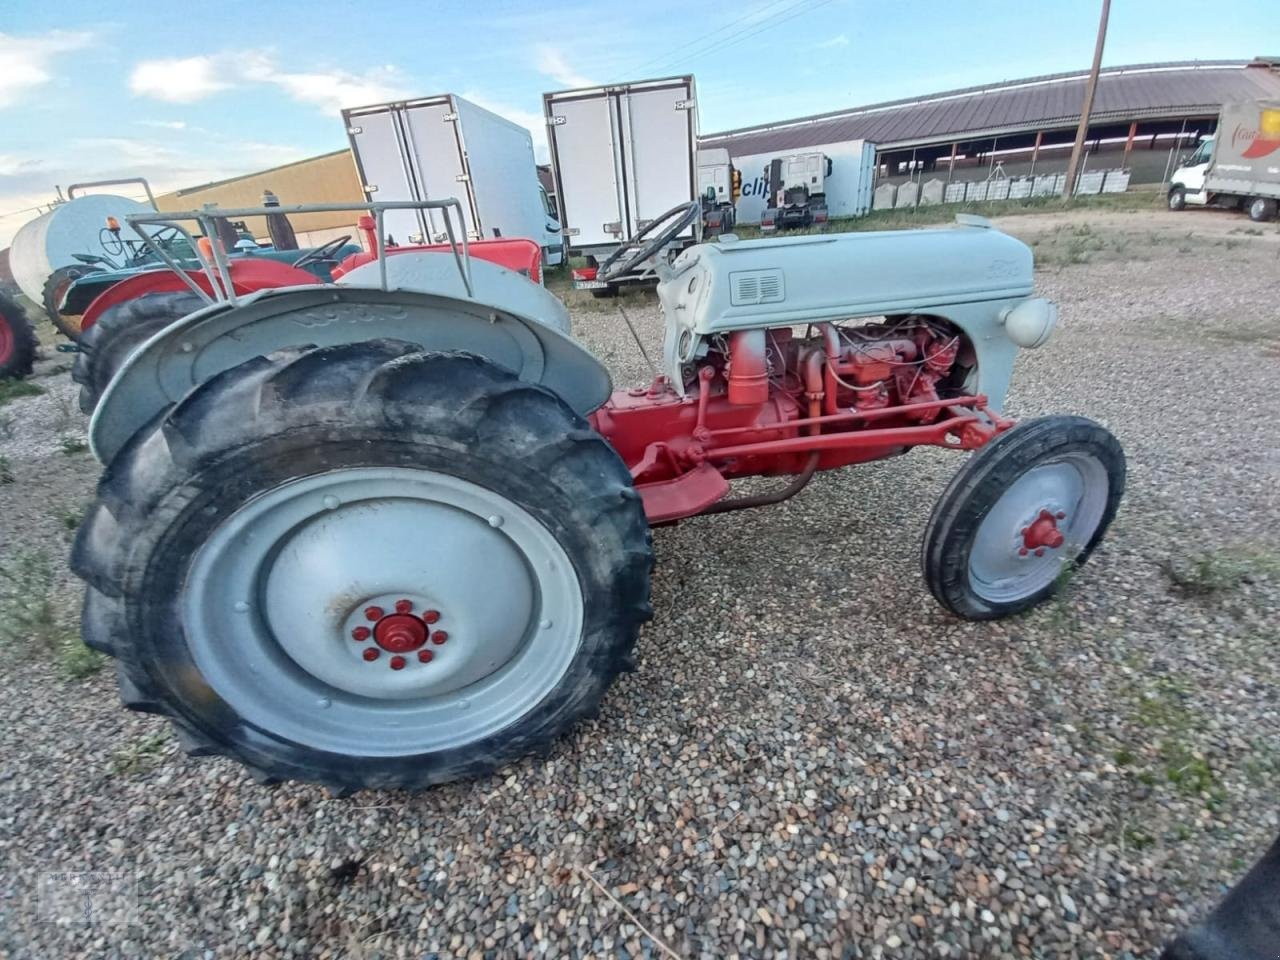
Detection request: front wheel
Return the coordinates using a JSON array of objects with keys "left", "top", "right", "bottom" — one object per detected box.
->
[
  {"left": 922, "top": 416, "right": 1125, "bottom": 620},
  {"left": 1167, "top": 186, "right": 1186, "bottom": 211},
  {"left": 71, "top": 342, "right": 653, "bottom": 791},
  {"left": 1246, "top": 196, "right": 1278, "bottom": 222}
]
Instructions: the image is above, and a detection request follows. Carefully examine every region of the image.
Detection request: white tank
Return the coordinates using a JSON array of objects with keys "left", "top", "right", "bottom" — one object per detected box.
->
[{"left": 9, "top": 194, "right": 152, "bottom": 302}]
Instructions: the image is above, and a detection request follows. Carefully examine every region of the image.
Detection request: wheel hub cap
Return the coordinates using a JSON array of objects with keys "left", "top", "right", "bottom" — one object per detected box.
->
[
  {"left": 373, "top": 612, "right": 428, "bottom": 652},
  {"left": 373, "top": 616, "right": 427, "bottom": 655},
  {"left": 1021, "top": 509, "right": 1066, "bottom": 555}
]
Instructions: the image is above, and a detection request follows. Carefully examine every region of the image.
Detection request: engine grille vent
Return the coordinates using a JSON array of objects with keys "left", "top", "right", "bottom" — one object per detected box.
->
[{"left": 729, "top": 269, "right": 785, "bottom": 306}]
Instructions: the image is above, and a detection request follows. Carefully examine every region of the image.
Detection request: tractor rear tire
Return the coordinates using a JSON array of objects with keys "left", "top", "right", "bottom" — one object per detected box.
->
[
  {"left": 922, "top": 416, "right": 1125, "bottom": 620},
  {"left": 42, "top": 264, "right": 103, "bottom": 341},
  {"left": 72, "top": 291, "right": 204, "bottom": 413},
  {"left": 71, "top": 341, "right": 653, "bottom": 792},
  {"left": 0, "top": 290, "right": 37, "bottom": 380}
]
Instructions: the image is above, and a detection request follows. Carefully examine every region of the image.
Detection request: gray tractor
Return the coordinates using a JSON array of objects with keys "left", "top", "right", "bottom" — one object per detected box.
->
[{"left": 74, "top": 199, "right": 1123, "bottom": 792}]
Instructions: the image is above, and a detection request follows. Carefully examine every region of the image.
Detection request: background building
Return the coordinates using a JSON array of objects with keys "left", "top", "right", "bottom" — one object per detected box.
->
[
  {"left": 701, "top": 58, "right": 1280, "bottom": 190},
  {"left": 155, "top": 150, "right": 364, "bottom": 245}
]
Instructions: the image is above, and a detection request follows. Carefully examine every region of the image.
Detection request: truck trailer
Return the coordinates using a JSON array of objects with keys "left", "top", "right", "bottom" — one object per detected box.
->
[
  {"left": 696, "top": 148, "right": 738, "bottom": 236},
  {"left": 543, "top": 76, "right": 699, "bottom": 292},
  {"left": 343, "top": 94, "right": 564, "bottom": 267},
  {"left": 1168, "top": 100, "right": 1280, "bottom": 222},
  {"left": 728, "top": 139, "right": 876, "bottom": 227}
]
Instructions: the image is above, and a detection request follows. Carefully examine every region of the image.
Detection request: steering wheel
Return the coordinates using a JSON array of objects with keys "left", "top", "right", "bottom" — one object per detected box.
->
[
  {"left": 291, "top": 235, "right": 353, "bottom": 270},
  {"left": 597, "top": 201, "right": 701, "bottom": 282}
]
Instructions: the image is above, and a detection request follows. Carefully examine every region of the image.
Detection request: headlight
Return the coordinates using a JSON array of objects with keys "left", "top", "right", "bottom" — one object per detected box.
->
[{"left": 1002, "top": 298, "right": 1057, "bottom": 349}]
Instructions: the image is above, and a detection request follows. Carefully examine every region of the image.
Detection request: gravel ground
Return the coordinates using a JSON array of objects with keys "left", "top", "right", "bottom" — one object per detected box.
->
[{"left": 1, "top": 207, "right": 1277, "bottom": 959}]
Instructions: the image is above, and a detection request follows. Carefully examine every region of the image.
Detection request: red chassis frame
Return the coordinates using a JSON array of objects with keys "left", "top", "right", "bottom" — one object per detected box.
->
[{"left": 589, "top": 322, "right": 1015, "bottom": 524}]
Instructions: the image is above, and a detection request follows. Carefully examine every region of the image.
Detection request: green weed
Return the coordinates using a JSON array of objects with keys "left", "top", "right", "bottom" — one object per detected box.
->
[
  {"left": 0, "top": 380, "right": 43, "bottom": 406},
  {"left": 0, "top": 550, "right": 57, "bottom": 647},
  {"left": 109, "top": 733, "right": 169, "bottom": 775}
]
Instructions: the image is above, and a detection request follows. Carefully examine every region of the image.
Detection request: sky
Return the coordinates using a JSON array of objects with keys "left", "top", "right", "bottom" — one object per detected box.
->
[{"left": 1, "top": 0, "right": 1277, "bottom": 244}]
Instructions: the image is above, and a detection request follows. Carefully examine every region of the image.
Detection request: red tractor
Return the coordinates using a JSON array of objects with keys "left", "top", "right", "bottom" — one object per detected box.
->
[{"left": 73, "top": 200, "right": 1123, "bottom": 793}]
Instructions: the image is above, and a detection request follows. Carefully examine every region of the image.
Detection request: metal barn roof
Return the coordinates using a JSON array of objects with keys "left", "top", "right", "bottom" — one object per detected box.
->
[{"left": 701, "top": 60, "right": 1280, "bottom": 155}]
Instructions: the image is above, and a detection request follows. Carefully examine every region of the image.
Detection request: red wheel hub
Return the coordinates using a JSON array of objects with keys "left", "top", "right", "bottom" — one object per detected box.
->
[
  {"left": 1022, "top": 509, "right": 1066, "bottom": 553},
  {"left": 373, "top": 613, "right": 429, "bottom": 653}
]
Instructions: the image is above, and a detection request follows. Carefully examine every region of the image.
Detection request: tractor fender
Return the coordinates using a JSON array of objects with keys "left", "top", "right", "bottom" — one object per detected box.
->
[
  {"left": 80, "top": 259, "right": 320, "bottom": 329},
  {"left": 90, "top": 256, "right": 612, "bottom": 464}
]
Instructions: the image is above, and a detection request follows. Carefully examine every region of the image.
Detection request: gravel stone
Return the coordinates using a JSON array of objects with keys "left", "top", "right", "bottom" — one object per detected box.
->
[{"left": 1, "top": 206, "right": 1278, "bottom": 958}]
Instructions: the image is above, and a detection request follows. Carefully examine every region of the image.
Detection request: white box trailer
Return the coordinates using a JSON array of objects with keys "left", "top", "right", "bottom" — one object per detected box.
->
[
  {"left": 343, "top": 94, "right": 563, "bottom": 267},
  {"left": 543, "top": 76, "right": 699, "bottom": 259},
  {"left": 729, "top": 139, "right": 875, "bottom": 226}
]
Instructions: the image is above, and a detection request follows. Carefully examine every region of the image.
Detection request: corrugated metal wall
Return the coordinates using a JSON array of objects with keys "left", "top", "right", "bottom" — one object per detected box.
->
[{"left": 155, "top": 150, "right": 365, "bottom": 240}]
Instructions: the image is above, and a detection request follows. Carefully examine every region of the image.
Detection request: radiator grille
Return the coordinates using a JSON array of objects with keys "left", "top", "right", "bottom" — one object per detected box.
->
[{"left": 729, "top": 269, "right": 785, "bottom": 306}]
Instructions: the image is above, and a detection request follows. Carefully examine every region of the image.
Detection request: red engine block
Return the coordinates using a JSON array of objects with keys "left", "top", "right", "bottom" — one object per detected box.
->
[{"left": 590, "top": 319, "right": 1007, "bottom": 523}]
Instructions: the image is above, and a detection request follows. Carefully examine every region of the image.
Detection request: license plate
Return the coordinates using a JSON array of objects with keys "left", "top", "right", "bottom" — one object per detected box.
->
[{"left": 574, "top": 280, "right": 609, "bottom": 290}]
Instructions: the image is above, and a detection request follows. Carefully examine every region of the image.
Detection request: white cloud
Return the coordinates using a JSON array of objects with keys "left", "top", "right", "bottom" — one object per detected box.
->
[
  {"left": 128, "top": 50, "right": 412, "bottom": 112},
  {"left": 135, "top": 119, "right": 188, "bottom": 130},
  {"left": 535, "top": 45, "right": 594, "bottom": 89},
  {"left": 0, "top": 30, "right": 94, "bottom": 109},
  {"left": 129, "top": 55, "right": 232, "bottom": 103},
  {"left": 247, "top": 60, "right": 412, "bottom": 112},
  {"left": 818, "top": 34, "right": 849, "bottom": 48}
]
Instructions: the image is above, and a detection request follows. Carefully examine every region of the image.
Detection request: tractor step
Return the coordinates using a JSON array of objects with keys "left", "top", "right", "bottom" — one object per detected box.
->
[{"left": 636, "top": 463, "right": 730, "bottom": 524}]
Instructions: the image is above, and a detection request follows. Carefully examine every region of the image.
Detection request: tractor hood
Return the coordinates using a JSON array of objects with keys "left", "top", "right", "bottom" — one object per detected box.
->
[
  {"left": 658, "top": 217, "right": 1034, "bottom": 337},
  {"left": 657, "top": 216, "right": 1048, "bottom": 412}
]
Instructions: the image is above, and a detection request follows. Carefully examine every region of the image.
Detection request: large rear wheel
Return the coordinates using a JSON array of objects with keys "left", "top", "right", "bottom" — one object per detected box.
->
[
  {"left": 72, "top": 291, "right": 204, "bottom": 413},
  {"left": 0, "top": 291, "right": 37, "bottom": 380},
  {"left": 72, "top": 341, "right": 653, "bottom": 791},
  {"left": 922, "top": 416, "right": 1125, "bottom": 620}
]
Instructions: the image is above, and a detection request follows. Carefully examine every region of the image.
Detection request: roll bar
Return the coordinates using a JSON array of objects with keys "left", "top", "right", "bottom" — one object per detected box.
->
[
  {"left": 124, "top": 198, "right": 474, "bottom": 308},
  {"left": 68, "top": 178, "right": 158, "bottom": 209}
]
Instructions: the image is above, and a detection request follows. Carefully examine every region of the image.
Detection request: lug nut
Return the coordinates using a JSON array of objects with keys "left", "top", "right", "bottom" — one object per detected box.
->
[
  {"left": 431, "top": 630, "right": 448, "bottom": 645},
  {"left": 364, "top": 606, "right": 384, "bottom": 621},
  {"left": 1034, "top": 548, "right": 1045, "bottom": 558},
  {"left": 1018, "top": 547, "right": 1029, "bottom": 557},
  {"left": 423, "top": 610, "right": 441, "bottom": 624},
  {"left": 418, "top": 650, "right": 433, "bottom": 663},
  {"left": 362, "top": 648, "right": 380, "bottom": 662},
  {"left": 389, "top": 655, "right": 407, "bottom": 670},
  {"left": 395, "top": 599, "right": 413, "bottom": 614},
  {"left": 351, "top": 626, "right": 371, "bottom": 642},
  {"left": 1056, "top": 511, "right": 1067, "bottom": 520}
]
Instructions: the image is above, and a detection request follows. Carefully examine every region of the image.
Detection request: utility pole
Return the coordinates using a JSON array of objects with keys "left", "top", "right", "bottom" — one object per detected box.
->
[{"left": 1062, "top": 0, "right": 1111, "bottom": 198}]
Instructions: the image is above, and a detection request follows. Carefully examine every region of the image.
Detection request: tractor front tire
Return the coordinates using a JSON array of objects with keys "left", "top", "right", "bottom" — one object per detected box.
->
[
  {"left": 72, "top": 291, "right": 204, "bottom": 413},
  {"left": 42, "top": 264, "right": 102, "bottom": 341},
  {"left": 0, "top": 291, "right": 37, "bottom": 380},
  {"left": 71, "top": 341, "right": 653, "bottom": 792},
  {"left": 922, "top": 416, "right": 1125, "bottom": 620}
]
